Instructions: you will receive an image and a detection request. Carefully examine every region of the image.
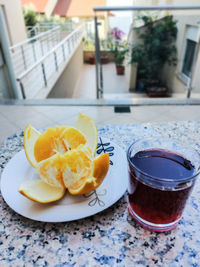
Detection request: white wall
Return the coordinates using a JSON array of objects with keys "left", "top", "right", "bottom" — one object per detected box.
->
[
  {"left": 0, "top": 0, "right": 27, "bottom": 45},
  {"left": 45, "top": 0, "right": 57, "bottom": 18},
  {"left": 48, "top": 43, "right": 84, "bottom": 98}
]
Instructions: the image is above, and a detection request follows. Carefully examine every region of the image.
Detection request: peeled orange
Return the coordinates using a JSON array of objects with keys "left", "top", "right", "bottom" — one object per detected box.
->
[{"left": 20, "top": 113, "right": 109, "bottom": 202}]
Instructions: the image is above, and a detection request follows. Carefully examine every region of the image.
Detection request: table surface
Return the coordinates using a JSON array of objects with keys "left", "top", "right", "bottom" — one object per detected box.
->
[{"left": 1, "top": 121, "right": 200, "bottom": 266}]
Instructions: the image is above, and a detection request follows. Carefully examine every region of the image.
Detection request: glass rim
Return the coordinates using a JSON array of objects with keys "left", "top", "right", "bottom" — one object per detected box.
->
[{"left": 127, "top": 137, "right": 200, "bottom": 183}]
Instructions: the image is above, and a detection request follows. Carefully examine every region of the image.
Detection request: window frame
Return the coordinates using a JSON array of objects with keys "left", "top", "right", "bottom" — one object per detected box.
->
[{"left": 179, "top": 25, "right": 199, "bottom": 85}]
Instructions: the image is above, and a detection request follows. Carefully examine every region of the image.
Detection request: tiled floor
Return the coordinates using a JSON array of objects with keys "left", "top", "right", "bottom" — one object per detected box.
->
[
  {"left": 72, "top": 63, "right": 200, "bottom": 100},
  {"left": 1, "top": 104, "right": 200, "bottom": 145},
  {"left": 73, "top": 63, "right": 129, "bottom": 98}
]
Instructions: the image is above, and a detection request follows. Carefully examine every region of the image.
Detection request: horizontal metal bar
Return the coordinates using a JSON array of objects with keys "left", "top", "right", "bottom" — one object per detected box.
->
[
  {"left": 94, "top": 4, "right": 200, "bottom": 11},
  {"left": 1, "top": 98, "right": 200, "bottom": 106},
  {"left": 16, "top": 24, "right": 84, "bottom": 80}
]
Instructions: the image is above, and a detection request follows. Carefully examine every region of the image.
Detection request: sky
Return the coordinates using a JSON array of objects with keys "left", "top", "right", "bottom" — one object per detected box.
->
[
  {"left": 107, "top": 0, "right": 133, "bottom": 17},
  {"left": 107, "top": 0, "right": 133, "bottom": 35}
]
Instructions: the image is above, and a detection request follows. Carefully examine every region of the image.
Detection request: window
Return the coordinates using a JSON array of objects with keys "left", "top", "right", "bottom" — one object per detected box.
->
[
  {"left": 182, "top": 39, "right": 197, "bottom": 78},
  {"left": 180, "top": 26, "right": 199, "bottom": 81}
]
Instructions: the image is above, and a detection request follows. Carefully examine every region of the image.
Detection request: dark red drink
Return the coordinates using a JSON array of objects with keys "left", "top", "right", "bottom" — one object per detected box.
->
[{"left": 127, "top": 146, "right": 198, "bottom": 231}]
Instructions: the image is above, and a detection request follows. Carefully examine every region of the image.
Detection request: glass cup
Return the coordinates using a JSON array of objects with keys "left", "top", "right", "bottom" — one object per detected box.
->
[{"left": 127, "top": 137, "right": 200, "bottom": 232}]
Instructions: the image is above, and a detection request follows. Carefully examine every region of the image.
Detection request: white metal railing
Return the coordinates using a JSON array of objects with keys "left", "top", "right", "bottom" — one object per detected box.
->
[
  {"left": 38, "top": 21, "right": 74, "bottom": 32},
  {"left": 26, "top": 21, "right": 74, "bottom": 37},
  {"left": 10, "top": 26, "right": 61, "bottom": 77},
  {"left": 26, "top": 24, "right": 57, "bottom": 37},
  {"left": 16, "top": 24, "right": 84, "bottom": 99}
]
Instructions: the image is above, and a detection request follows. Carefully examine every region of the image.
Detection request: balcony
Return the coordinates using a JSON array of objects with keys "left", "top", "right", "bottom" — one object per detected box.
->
[{"left": 9, "top": 22, "right": 84, "bottom": 99}]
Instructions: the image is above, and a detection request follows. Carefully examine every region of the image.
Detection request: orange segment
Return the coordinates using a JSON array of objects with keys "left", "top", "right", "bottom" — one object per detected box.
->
[
  {"left": 62, "top": 146, "right": 93, "bottom": 188},
  {"left": 67, "top": 153, "right": 110, "bottom": 195},
  {"left": 75, "top": 113, "right": 98, "bottom": 155},
  {"left": 68, "top": 177, "right": 97, "bottom": 195},
  {"left": 62, "top": 127, "right": 87, "bottom": 150},
  {"left": 34, "top": 126, "right": 67, "bottom": 162},
  {"left": 93, "top": 153, "right": 110, "bottom": 184},
  {"left": 37, "top": 153, "right": 65, "bottom": 189},
  {"left": 34, "top": 126, "right": 87, "bottom": 163}
]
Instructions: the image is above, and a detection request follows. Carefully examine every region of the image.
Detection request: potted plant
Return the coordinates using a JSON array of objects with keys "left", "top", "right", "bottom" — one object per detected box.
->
[
  {"left": 109, "top": 27, "right": 128, "bottom": 75},
  {"left": 131, "top": 15, "right": 178, "bottom": 96},
  {"left": 114, "top": 45, "right": 128, "bottom": 75}
]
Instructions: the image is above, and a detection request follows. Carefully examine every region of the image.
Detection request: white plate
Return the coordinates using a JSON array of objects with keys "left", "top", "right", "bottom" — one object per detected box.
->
[{"left": 0, "top": 137, "right": 128, "bottom": 222}]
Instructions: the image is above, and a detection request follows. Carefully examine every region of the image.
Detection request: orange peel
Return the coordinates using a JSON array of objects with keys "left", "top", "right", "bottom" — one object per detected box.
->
[{"left": 18, "top": 180, "right": 65, "bottom": 203}]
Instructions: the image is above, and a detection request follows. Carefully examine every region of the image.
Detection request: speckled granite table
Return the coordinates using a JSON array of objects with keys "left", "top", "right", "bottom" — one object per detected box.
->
[{"left": 1, "top": 121, "right": 200, "bottom": 266}]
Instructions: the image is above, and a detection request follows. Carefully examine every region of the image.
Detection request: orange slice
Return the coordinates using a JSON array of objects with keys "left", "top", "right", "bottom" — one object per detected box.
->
[
  {"left": 63, "top": 151, "right": 110, "bottom": 195},
  {"left": 75, "top": 113, "right": 98, "bottom": 155},
  {"left": 62, "top": 146, "right": 93, "bottom": 188},
  {"left": 37, "top": 153, "right": 65, "bottom": 189},
  {"left": 18, "top": 180, "right": 65, "bottom": 203},
  {"left": 62, "top": 127, "right": 87, "bottom": 150}
]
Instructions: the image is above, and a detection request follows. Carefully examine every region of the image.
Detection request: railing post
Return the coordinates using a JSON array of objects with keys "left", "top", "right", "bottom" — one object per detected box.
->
[
  {"left": 32, "top": 42, "right": 37, "bottom": 62},
  {"left": 41, "top": 63, "right": 47, "bottom": 87},
  {"left": 54, "top": 51, "right": 58, "bottom": 71},
  {"left": 62, "top": 44, "right": 66, "bottom": 61},
  {"left": 68, "top": 40, "right": 71, "bottom": 53},
  {"left": 17, "top": 78, "right": 26, "bottom": 99},
  {"left": 94, "top": 15, "right": 102, "bottom": 99},
  {"left": 21, "top": 45, "right": 27, "bottom": 70},
  {"left": 72, "top": 35, "right": 74, "bottom": 48},
  {"left": 46, "top": 34, "right": 50, "bottom": 51},
  {"left": 40, "top": 38, "right": 44, "bottom": 56}
]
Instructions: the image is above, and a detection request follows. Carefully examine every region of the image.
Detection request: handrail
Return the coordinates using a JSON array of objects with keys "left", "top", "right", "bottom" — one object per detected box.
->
[
  {"left": 9, "top": 26, "right": 60, "bottom": 50},
  {"left": 94, "top": 4, "right": 200, "bottom": 12},
  {"left": 16, "top": 24, "right": 83, "bottom": 80},
  {"left": 38, "top": 22, "right": 73, "bottom": 25}
]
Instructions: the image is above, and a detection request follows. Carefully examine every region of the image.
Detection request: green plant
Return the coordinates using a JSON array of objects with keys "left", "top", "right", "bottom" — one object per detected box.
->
[
  {"left": 23, "top": 8, "right": 38, "bottom": 27},
  {"left": 131, "top": 15, "right": 177, "bottom": 88},
  {"left": 113, "top": 44, "right": 128, "bottom": 66}
]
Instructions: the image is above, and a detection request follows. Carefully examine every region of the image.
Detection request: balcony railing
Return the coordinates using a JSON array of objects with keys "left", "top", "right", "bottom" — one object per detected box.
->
[
  {"left": 10, "top": 26, "right": 61, "bottom": 77},
  {"left": 16, "top": 24, "right": 84, "bottom": 99},
  {"left": 26, "top": 21, "right": 74, "bottom": 38}
]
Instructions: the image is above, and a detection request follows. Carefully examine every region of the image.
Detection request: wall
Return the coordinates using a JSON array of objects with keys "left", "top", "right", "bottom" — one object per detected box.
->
[
  {"left": 45, "top": 0, "right": 57, "bottom": 18},
  {"left": 48, "top": 43, "right": 84, "bottom": 98},
  {"left": 162, "top": 14, "right": 200, "bottom": 94},
  {"left": 0, "top": 0, "right": 27, "bottom": 45}
]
